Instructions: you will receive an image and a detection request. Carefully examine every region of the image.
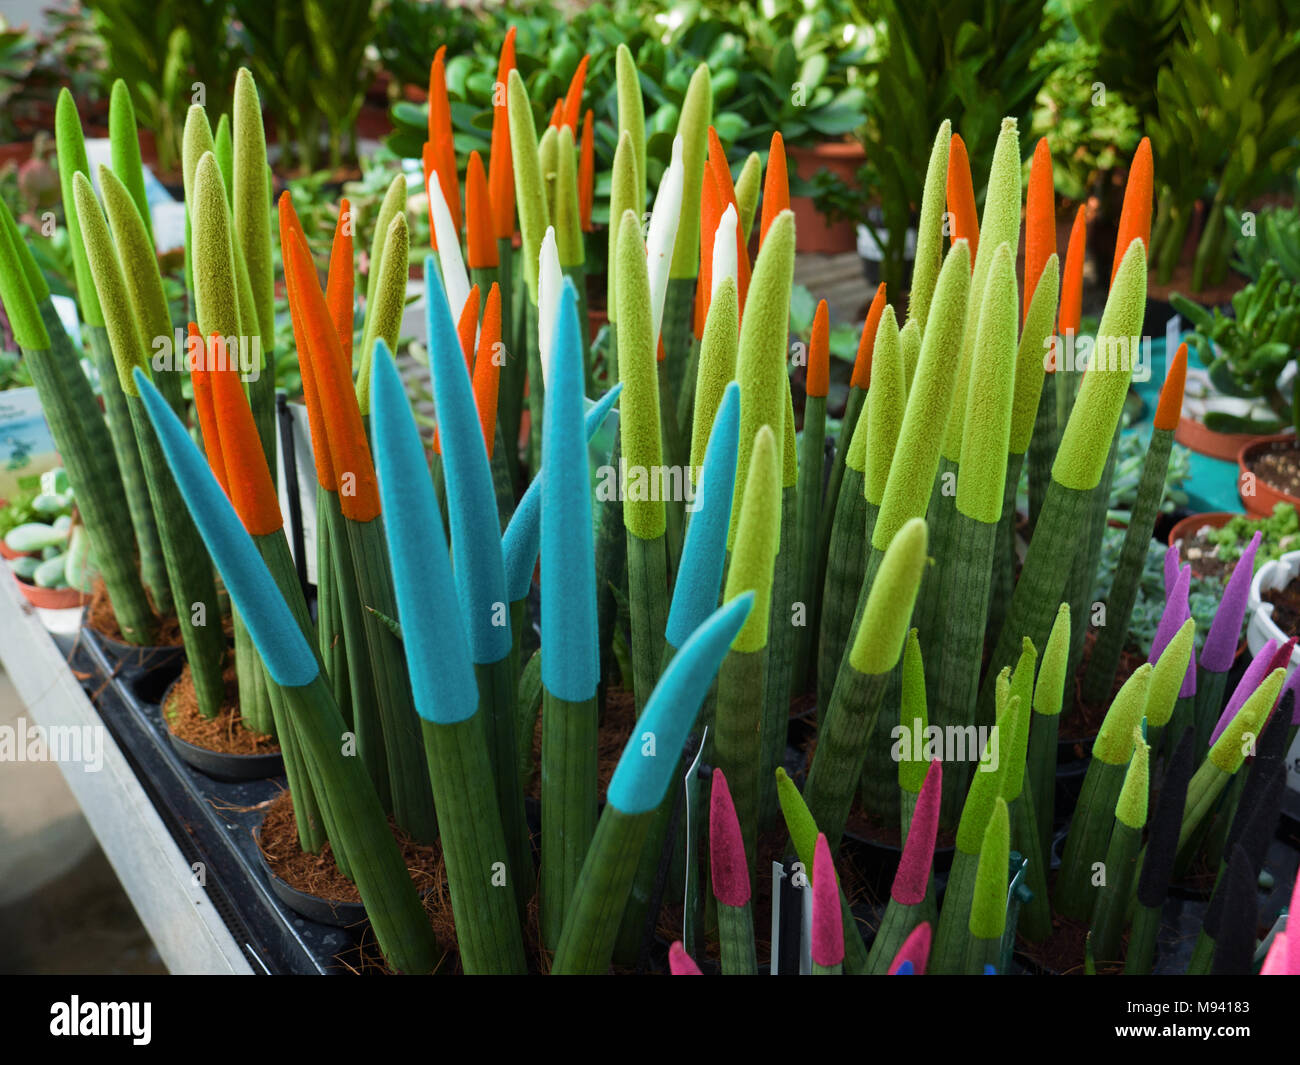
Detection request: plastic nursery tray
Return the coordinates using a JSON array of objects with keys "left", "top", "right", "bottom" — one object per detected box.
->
[{"left": 76, "top": 627, "right": 365, "bottom": 975}]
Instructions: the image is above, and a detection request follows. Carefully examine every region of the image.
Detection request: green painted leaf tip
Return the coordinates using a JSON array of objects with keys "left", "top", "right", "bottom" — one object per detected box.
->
[
  {"left": 850, "top": 516, "right": 927, "bottom": 674},
  {"left": 776, "top": 766, "right": 819, "bottom": 870},
  {"left": 723, "top": 424, "right": 781, "bottom": 652},
  {"left": 864, "top": 305, "right": 903, "bottom": 506},
  {"left": 1093, "top": 662, "right": 1152, "bottom": 764},
  {"left": 109, "top": 78, "right": 152, "bottom": 247},
  {"left": 233, "top": 67, "right": 274, "bottom": 345},
  {"left": 357, "top": 211, "right": 409, "bottom": 415},
  {"left": 54, "top": 87, "right": 103, "bottom": 327},
  {"left": 906, "top": 120, "right": 951, "bottom": 335},
  {"left": 730, "top": 209, "right": 794, "bottom": 547},
  {"left": 507, "top": 69, "right": 549, "bottom": 302},
  {"left": 615, "top": 209, "right": 665, "bottom": 540},
  {"left": 99, "top": 165, "right": 171, "bottom": 373},
  {"left": 845, "top": 391, "right": 869, "bottom": 473},
  {"left": 181, "top": 104, "right": 215, "bottom": 207},
  {"left": 555, "top": 125, "right": 584, "bottom": 268},
  {"left": 956, "top": 243, "right": 1018, "bottom": 523},
  {"left": 969, "top": 797, "right": 1010, "bottom": 939},
  {"left": 956, "top": 691, "right": 1016, "bottom": 854},
  {"left": 944, "top": 117, "right": 1021, "bottom": 460},
  {"left": 0, "top": 201, "right": 49, "bottom": 349},
  {"left": 1003, "top": 640, "right": 1037, "bottom": 800},
  {"left": 359, "top": 174, "right": 407, "bottom": 362},
  {"left": 1009, "top": 254, "right": 1059, "bottom": 453},
  {"left": 191, "top": 151, "right": 241, "bottom": 346},
  {"left": 615, "top": 44, "right": 646, "bottom": 213},
  {"left": 899, "top": 628, "right": 929, "bottom": 793},
  {"left": 1116, "top": 735, "right": 1150, "bottom": 829},
  {"left": 735, "top": 152, "right": 762, "bottom": 241},
  {"left": 213, "top": 114, "right": 233, "bottom": 203},
  {"left": 606, "top": 130, "right": 640, "bottom": 323},
  {"left": 72, "top": 171, "right": 148, "bottom": 395},
  {"left": 1053, "top": 239, "right": 1148, "bottom": 490},
  {"left": 1209, "top": 668, "right": 1283, "bottom": 773},
  {"left": 1147, "top": 617, "right": 1194, "bottom": 728},
  {"left": 0, "top": 196, "right": 48, "bottom": 305},
  {"left": 1033, "top": 603, "right": 1071, "bottom": 716},
  {"left": 899, "top": 318, "right": 921, "bottom": 394},
  {"left": 689, "top": 274, "right": 739, "bottom": 478},
  {"left": 669, "top": 63, "right": 712, "bottom": 279},
  {"left": 873, "top": 240, "right": 970, "bottom": 550}
]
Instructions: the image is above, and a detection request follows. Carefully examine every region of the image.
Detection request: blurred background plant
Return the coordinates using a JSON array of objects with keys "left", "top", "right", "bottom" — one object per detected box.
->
[
  {"left": 848, "top": 0, "right": 1057, "bottom": 300},
  {"left": 1028, "top": 33, "right": 1140, "bottom": 205},
  {"left": 1145, "top": 0, "right": 1300, "bottom": 291}
]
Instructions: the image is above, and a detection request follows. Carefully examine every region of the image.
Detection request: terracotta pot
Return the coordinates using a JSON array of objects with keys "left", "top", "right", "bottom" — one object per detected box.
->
[
  {"left": 1167, "top": 510, "right": 1238, "bottom": 550},
  {"left": 15, "top": 578, "right": 89, "bottom": 610},
  {"left": 786, "top": 141, "right": 866, "bottom": 254},
  {"left": 0, "top": 141, "right": 34, "bottom": 167},
  {"left": 1174, "top": 415, "right": 1261, "bottom": 462},
  {"left": 0, "top": 539, "right": 33, "bottom": 561},
  {"left": 1237, "top": 433, "right": 1300, "bottom": 519}
]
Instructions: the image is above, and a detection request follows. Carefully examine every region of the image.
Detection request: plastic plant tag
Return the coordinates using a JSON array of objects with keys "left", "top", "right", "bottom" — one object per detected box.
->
[
  {"left": 1000, "top": 852, "right": 1032, "bottom": 974},
  {"left": 681, "top": 727, "right": 708, "bottom": 953}
]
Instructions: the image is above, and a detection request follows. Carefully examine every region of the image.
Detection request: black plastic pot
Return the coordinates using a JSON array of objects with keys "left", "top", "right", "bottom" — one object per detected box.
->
[
  {"left": 74, "top": 633, "right": 355, "bottom": 973},
  {"left": 160, "top": 678, "right": 285, "bottom": 782},
  {"left": 253, "top": 825, "right": 366, "bottom": 928},
  {"left": 81, "top": 607, "right": 186, "bottom": 692}
]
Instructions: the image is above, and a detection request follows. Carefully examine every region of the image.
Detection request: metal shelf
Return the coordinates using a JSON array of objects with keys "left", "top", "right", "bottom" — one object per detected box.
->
[{"left": 0, "top": 576, "right": 251, "bottom": 975}]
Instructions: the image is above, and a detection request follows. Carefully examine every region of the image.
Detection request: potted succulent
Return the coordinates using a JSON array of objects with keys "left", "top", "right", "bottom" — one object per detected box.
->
[{"left": 1166, "top": 263, "right": 1300, "bottom": 467}]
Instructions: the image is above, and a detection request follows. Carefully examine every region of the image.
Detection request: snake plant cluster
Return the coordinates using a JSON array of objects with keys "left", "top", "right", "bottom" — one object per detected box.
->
[{"left": 1, "top": 37, "right": 1294, "bottom": 977}]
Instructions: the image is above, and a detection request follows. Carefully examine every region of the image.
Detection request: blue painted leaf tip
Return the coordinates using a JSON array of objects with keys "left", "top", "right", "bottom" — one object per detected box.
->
[
  {"left": 665, "top": 380, "right": 740, "bottom": 648},
  {"left": 607, "top": 592, "right": 755, "bottom": 814},
  {"left": 541, "top": 277, "right": 597, "bottom": 700},
  {"left": 424, "top": 257, "right": 511, "bottom": 664},
  {"left": 370, "top": 344, "right": 479, "bottom": 723},
  {"left": 132, "top": 369, "right": 317, "bottom": 687},
  {"left": 501, "top": 383, "right": 622, "bottom": 604},
  {"left": 895, "top": 960, "right": 914, "bottom": 975}
]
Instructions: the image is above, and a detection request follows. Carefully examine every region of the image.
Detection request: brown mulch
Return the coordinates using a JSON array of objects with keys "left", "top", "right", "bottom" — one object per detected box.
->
[
  {"left": 85, "top": 578, "right": 184, "bottom": 646},
  {"left": 164, "top": 661, "right": 279, "bottom": 755},
  {"left": 1016, "top": 912, "right": 1102, "bottom": 975},
  {"left": 1246, "top": 438, "right": 1300, "bottom": 501}
]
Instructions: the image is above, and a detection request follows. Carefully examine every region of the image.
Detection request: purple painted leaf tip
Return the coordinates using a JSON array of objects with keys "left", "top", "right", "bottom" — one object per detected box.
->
[
  {"left": 709, "top": 768, "right": 750, "bottom": 906},
  {"left": 811, "top": 833, "right": 843, "bottom": 967},
  {"left": 889, "top": 921, "right": 932, "bottom": 975},
  {"left": 1210, "top": 638, "right": 1278, "bottom": 746},
  {"left": 893, "top": 759, "right": 941, "bottom": 905},
  {"left": 1203, "top": 532, "right": 1260, "bottom": 672},
  {"left": 668, "top": 941, "right": 703, "bottom": 975}
]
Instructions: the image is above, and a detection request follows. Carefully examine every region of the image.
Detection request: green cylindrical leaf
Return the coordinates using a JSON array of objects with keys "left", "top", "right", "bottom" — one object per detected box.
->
[
  {"left": 723, "top": 425, "right": 780, "bottom": 652},
  {"left": 956, "top": 244, "right": 1018, "bottom": 523},
  {"left": 615, "top": 209, "right": 665, "bottom": 540},
  {"left": 864, "top": 306, "right": 902, "bottom": 506},
  {"left": 873, "top": 241, "right": 970, "bottom": 549},
  {"left": 730, "top": 210, "right": 794, "bottom": 545},
  {"left": 508, "top": 69, "right": 549, "bottom": 302},
  {"left": 906, "top": 120, "right": 950, "bottom": 336},
  {"left": 233, "top": 68, "right": 274, "bottom": 345},
  {"left": 54, "top": 89, "right": 103, "bottom": 327},
  {"left": 849, "top": 516, "right": 927, "bottom": 675},
  {"left": 1053, "top": 240, "right": 1147, "bottom": 491},
  {"left": 669, "top": 64, "right": 711, "bottom": 279}
]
